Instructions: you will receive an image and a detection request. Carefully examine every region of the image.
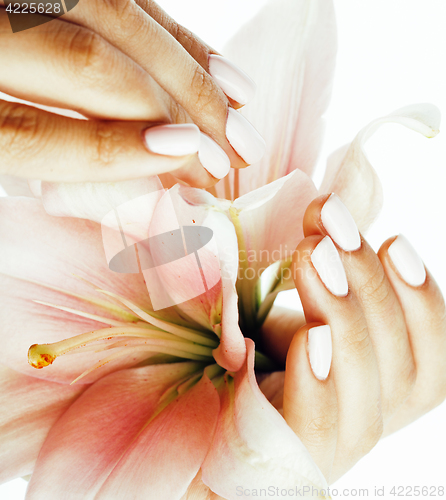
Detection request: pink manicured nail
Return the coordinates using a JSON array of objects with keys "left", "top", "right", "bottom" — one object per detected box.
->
[
  {"left": 198, "top": 133, "right": 230, "bottom": 179},
  {"left": 143, "top": 124, "right": 200, "bottom": 156},
  {"left": 388, "top": 234, "right": 426, "bottom": 287},
  {"left": 321, "top": 194, "right": 361, "bottom": 252},
  {"left": 226, "top": 108, "right": 266, "bottom": 164},
  {"left": 311, "top": 236, "right": 348, "bottom": 297},
  {"left": 208, "top": 54, "right": 256, "bottom": 105},
  {"left": 308, "top": 325, "right": 332, "bottom": 381}
]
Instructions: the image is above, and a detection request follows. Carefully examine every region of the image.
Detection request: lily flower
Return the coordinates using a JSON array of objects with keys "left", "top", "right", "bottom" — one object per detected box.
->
[{"left": 0, "top": 0, "right": 440, "bottom": 498}]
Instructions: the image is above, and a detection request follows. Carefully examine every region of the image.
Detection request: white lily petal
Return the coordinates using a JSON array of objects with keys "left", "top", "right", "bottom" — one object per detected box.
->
[
  {"left": 202, "top": 340, "right": 328, "bottom": 499},
  {"left": 216, "top": 0, "right": 336, "bottom": 197},
  {"left": 41, "top": 177, "right": 164, "bottom": 229},
  {"left": 320, "top": 103, "right": 441, "bottom": 233},
  {"left": 0, "top": 175, "right": 34, "bottom": 197},
  {"left": 233, "top": 169, "right": 317, "bottom": 274}
]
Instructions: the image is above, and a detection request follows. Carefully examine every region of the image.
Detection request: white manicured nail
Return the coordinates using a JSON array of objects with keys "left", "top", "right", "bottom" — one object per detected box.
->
[
  {"left": 208, "top": 54, "right": 256, "bottom": 105},
  {"left": 388, "top": 234, "right": 426, "bottom": 287},
  {"left": 226, "top": 108, "right": 266, "bottom": 164},
  {"left": 143, "top": 124, "right": 200, "bottom": 156},
  {"left": 311, "top": 236, "right": 348, "bottom": 296},
  {"left": 321, "top": 194, "right": 361, "bottom": 252},
  {"left": 308, "top": 325, "right": 332, "bottom": 381},
  {"left": 198, "top": 133, "right": 230, "bottom": 179}
]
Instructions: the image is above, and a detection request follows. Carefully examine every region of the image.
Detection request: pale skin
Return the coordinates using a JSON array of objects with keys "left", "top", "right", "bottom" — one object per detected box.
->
[
  {"left": 1, "top": 0, "right": 445, "bottom": 487},
  {"left": 260, "top": 194, "right": 446, "bottom": 483},
  {"left": 0, "top": 0, "right": 246, "bottom": 186}
]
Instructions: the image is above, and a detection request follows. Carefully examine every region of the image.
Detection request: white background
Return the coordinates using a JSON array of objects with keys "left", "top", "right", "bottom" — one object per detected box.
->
[{"left": 2, "top": 0, "right": 446, "bottom": 497}]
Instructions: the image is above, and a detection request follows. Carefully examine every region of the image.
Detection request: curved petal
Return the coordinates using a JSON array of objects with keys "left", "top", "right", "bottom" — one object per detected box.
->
[
  {"left": 172, "top": 187, "right": 246, "bottom": 371},
  {"left": 0, "top": 197, "right": 153, "bottom": 383},
  {"left": 0, "top": 364, "right": 85, "bottom": 484},
  {"left": 320, "top": 103, "right": 441, "bottom": 233},
  {"left": 233, "top": 169, "right": 318, "bottom": 277},
  {"left": 41, "top": 177, "right": 163, "bottom": 228},
  {"left": 216, "top": 0, "right": 336, "bottom": 196},
  {"left": 26, "top": 362, "right": 206, "bottom": 499},
  {"left": 96, "top": 373, "right": 220, "bottom": 500},
  {"left": 180, "top": 471, "right": 225, "bottom": 500},
  {"left": 202, "top": 340, "right": 328, "bottom": 500}
]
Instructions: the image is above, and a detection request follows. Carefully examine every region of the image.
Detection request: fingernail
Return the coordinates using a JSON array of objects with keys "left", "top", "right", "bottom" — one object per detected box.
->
[
  {"left": 388, "top": 234, "right": 426, "bottom": 287},
  {"left": 311, "top": 236, "right": 348, "bottom": 297},
  {"left": 308, "top": 325, "right": 332, "bottom": 381},
  {"left": 198, "top": 133, "right": 230, "bottom": 179},
  {"left": 143, "top": 124, "right": 200, "bottom": 156},
  {"left": 208, "top": 54, "right": 256, "bottom": 105},
  {"left": 226, "top": 108, "right": 266, "bottom": 164},
  {"left": 321, "top": 194, "right": 361, "bottom": 252}
]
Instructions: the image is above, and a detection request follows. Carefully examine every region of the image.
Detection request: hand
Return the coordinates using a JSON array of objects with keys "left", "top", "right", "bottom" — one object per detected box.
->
[
  {"left": 0, "top": 0, "right": 261, "bottom": 186},
  {"left": 260, "top": 194, "right": 446, "bottom": 483}
]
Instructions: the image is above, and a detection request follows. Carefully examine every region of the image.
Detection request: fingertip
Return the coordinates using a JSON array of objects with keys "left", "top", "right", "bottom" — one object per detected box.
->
[
  {"left": 286, "top": 322, "right": 332, "bottom": 383},
  {"left": 380, "top": 234, "right": 426, "bottom": 288},
  {"left": 302, "top": 194, "right": 332, "bottom": 237}
]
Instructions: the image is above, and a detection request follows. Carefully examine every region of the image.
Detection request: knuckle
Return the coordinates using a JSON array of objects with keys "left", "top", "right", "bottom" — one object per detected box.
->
[
  {"left": 190, "top": 64, "right": 216, "bottom": 111},
  {"left": 0, "top": 102, "right": 46, "bottom": 170},
  {"left": 90, "top": 122, "right": 127, "bottom": 167},
  {"left": 303, "top": 407, "right": 337, "bottom": 444},
  {"left": 66, "top": 27, "right": 112, "bottom": 85},
  {"left": 101, "top": 0, "right": 135, "bottom": 16},
  {"left": 357, "top": 262, "right": 389, "bottom": 304},
  {"left": 101, "top": 0, "right": 141, "bottom": 33},
  {"left": 338, "top": 320, "right": 373, "bottom": 361}
]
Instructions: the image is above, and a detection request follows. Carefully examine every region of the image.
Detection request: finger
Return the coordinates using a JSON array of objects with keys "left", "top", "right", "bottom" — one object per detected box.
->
[
  {"left": 378, "top": 235, "right": 446, "bottom": 435},
  {"left": 303, "top": 194, "right": 416, "bottom": 420},
  {"left": 0, "top": 100, "right": 217, "bottom": 185},
  {"left": 293, "top": 235, "right": 382, "bottom": 481},
  {"left": 260, "top": 306, "right": 306, "bottom": 366},
  {"left": 283, "top": 322, "right": 337, "bottom": 482},
  {"left": 0, "top": 9, "right": 173, "bottom": 122},
  {"left": 62, "top": 0, "right": 263, "bottom": 168},
  {"left": 134, "top": 0, "right": 254, "bottom": 109}
]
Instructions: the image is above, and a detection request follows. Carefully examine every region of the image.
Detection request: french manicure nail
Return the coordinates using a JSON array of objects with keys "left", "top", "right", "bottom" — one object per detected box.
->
[
  {"left": 308, "top": 325, "right": 332, "bottom": 381},
  {"left": 321, "top": 194, "right": 361, "bottom": 252},
  {"left": 198, "top": 133, "right": 230, "bottom": 179},
  {"left": 208, "top": 54, "right": 256, "bottom": 105},
  {"left": 388, "top": 234, "right": 426, "bottom": 287},
  {"left": 143, "top": 124, "right": 200, "bottom": 156},
  {"left": 226, "top": 108, "right": 266, "bottom": 164},
  {"left": 311, "top": 236, "right": 348, "bottom": 296}
]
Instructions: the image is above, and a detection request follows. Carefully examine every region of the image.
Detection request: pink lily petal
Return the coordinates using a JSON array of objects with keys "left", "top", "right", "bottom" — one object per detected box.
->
[
  {"left": 233, "top": 169, "right": 318, "bottom": 277},
  {"left": 166, "top": 187, "right": 246, "bottom": 372},
  {"left": 0, "top": 197, "right": 153, "bottom": 383},
  {"left": 202, "top": 340, "right": 328, "bottom": 499},
  {"left": 320, "top": 103, "right": 441, "bottom": 233},
  {"left": 216, "top": 0, "right": 337, "bottom": 197},
  {"left": 0, "top": 364, "right": 85, "bottom": 484},
  {"left": 26, "top": 362, "right": 207, "bottom": 499},
  {"left": 41, "top": 176, "right": 163, "bottom": 230},
  {"left": 212, "top": 274, "right": 246, "bottom": 372},
  {"left": 96, "top": 372, "right": 220, "bottom": 500}
]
